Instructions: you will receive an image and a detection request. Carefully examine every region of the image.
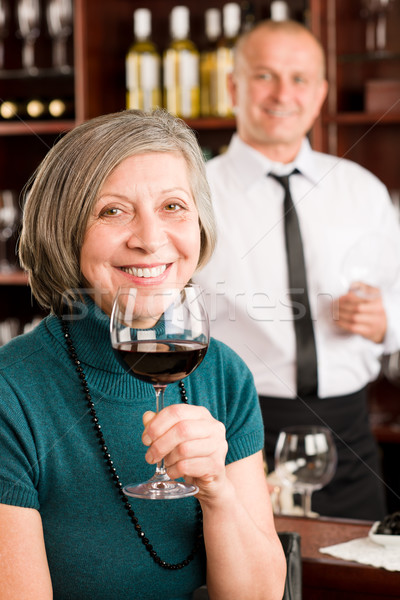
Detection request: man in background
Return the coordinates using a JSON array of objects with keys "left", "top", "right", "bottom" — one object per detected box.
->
[{"left": 195, "top": 20, "right": 400, "bottom": 520}]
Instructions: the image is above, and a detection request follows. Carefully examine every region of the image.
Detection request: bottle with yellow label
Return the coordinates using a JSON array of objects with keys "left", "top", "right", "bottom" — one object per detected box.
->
[
  {"left": 126, "top": 8, "right": 161, "bottom": 112},
  {"left": 216, "top": 2, "right": 241, "bottom": 117},
  {"left": 200, "top": 8, "right": 221, "bottom": 117},
  {"left": 163, "top": 6, "right": 200, "bottom": 118}
]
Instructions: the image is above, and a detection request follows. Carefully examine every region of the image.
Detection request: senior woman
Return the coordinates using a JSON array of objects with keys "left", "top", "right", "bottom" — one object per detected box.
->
[{"left": 0, "top": 109, "right": 285, "bottom": 600}]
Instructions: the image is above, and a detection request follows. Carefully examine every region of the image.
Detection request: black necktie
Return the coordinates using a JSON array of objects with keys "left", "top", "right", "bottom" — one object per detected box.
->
[{"left": 270, "top": 170, "right": 318, "bottom": 397}]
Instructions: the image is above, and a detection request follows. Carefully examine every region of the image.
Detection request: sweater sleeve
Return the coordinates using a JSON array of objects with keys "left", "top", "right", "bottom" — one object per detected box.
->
[
  {"left": 188, "top": 338, "right": 264, "bottom": 465},
  {"left": 221, "top": 343, "right": 264, "bottom": 464},
  {"left": 0, "top": 373, "right": 40, "bottom": 508}
]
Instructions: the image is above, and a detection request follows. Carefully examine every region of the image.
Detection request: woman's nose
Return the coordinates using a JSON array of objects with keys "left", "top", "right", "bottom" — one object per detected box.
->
[{"left": 126, "top": 214, "right": 167, "bottom": 254}]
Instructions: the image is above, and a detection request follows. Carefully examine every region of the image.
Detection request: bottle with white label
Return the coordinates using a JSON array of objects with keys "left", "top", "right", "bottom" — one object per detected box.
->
[
  {"left": 216, "top": 3, "right": 241, "bottom": 117},
  {"left": 200, "top": 8, "right": 221, "bottom": 116},
  {"left": 270, "top": 1, "right": 290, "bottom": 21},
  {"left": 126, "top": 8, "right": 161, "bottom": 112},
  {"left": 163, "top": 6, "right": 200, "bottom": 118}
]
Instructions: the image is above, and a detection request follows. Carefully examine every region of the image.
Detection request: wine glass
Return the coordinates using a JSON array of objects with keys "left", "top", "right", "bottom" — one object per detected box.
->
[
  {"left": 16, "top": 0, "right": 41, "bottom": 73},
  {"left": 341, "top": 232, "right": 400, "bottom": 299},
  {"left": 110, "top": 283, "right": 210, "bottom": 499},
  {"left": 274, "top": 426, "right": 337, "bottom": 516},
  {"left": 0, "top": 190, "right": 19, "bottom": 273},
  {"left": 361, "top": 0, "right": 394, "bottom": 52},
  {"left": 46, "top": 0, "right": 73, "bottom": 73}
]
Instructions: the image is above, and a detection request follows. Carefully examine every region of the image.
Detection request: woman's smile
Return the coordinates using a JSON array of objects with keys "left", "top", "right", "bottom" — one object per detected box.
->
[{"left": 119, "top": 264, "right": 168, "bottom": 278}]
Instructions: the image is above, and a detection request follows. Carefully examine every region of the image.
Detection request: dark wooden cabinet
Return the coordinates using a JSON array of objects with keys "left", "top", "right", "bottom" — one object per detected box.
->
[{"left": 311, "top": 0, "right": 400, "bottom": 191}]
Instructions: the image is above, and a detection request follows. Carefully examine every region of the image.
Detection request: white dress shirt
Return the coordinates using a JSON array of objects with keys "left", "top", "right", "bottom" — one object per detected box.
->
[{"left": 195, "top": 134, "right": 400, "bottom": 398}]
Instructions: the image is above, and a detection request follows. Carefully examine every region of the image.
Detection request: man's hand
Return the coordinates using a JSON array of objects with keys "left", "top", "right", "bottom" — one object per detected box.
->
[{"left": 334, "top": 282, "right": 387, "bottom": 343}]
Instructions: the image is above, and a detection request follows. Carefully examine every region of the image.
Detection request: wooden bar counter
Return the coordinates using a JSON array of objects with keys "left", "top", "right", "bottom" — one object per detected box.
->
[{"left": 275, "top": 515, "right": 400, "bottom": 599}]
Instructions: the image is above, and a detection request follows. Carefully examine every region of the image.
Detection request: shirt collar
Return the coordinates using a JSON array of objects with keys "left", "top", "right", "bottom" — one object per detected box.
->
[{"left": 226, "top": 134, "right": 321, "bottom": 187}]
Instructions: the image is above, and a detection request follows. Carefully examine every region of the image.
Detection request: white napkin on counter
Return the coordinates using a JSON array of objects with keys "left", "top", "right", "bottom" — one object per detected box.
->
[{"left": 320, "top": 537, "right": 400, "bottom": 571}]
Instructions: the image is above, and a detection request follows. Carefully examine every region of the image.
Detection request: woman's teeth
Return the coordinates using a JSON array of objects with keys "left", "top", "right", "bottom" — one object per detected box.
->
[{"left": 121, "top": 265, "right": 167, "bottom": 278}]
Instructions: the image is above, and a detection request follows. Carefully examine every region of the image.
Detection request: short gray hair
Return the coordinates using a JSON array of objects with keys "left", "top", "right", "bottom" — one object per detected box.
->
[{"left": 19, "top": 109, "right": 216, "bottom": 314}]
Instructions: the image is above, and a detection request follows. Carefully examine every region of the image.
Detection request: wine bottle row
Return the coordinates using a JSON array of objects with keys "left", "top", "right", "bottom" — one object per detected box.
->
[
  {"left": 0, "top": 98, "right": 74, "bottom": 121},
  {"left": 125, "top": 2, "right": 291, "bottom": 119}
]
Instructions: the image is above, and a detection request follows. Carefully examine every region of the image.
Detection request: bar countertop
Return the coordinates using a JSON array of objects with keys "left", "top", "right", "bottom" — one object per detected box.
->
[{"left": 275, "top": 515, "right": 400, "bottom": 599}]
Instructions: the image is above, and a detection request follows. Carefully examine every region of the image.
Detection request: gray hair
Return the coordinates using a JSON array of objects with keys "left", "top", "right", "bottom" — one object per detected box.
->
[{"left": 19, "top": 109, "right": 216, "bottom": 314}]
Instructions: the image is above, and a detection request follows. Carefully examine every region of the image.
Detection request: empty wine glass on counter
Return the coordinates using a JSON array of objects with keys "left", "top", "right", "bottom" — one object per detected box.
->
[
  {"left": 46, "top": 0, "right": 73, "bottom": 72},
  {"left": 0, "top": 0, "right": 10, "bottom": 69},
  {"left": 275, "top": 426, "right": 337, "bottom": 517},
  {"left": 110, "top": 283, "right": 210, "bottom": 499},
  {"left": 0, "top": 190, "right": 19, "bottom": 273},
  {"left": 16, "top": 0, "right": 41, "bottom": 73}
]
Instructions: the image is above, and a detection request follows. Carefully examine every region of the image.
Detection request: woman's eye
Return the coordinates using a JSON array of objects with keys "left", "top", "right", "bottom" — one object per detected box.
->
[
  {"left": 101, "top": 207, "right": 120, "bottom": 217},
  {"left": 94, "top": 201, "right": 134, "bottom": 225},
  {"left": 164, "top": 203, "right": 182, "bottom": 212}
]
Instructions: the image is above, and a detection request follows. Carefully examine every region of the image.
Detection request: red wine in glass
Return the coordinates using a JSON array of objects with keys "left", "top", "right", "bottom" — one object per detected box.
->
[
  {"left": 110, "top": 284, "right": 210, "bottom": 499},
  {"left": 114, "top": 340, "right": 208, "bottom": 385}
]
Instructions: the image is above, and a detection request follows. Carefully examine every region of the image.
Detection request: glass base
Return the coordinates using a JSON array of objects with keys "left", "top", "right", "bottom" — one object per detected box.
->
[{"left": 123, "top": 473, "right": 198, "bottom": 500}]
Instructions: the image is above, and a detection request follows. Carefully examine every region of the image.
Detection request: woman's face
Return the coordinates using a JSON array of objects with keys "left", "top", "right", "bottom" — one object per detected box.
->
[{"left": 80, "top": 152, "right": 201, "bottom": 316}]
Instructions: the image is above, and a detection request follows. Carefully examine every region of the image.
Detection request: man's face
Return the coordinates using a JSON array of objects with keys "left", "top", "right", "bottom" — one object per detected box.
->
[{"left": 230, "top": 28, "right": 328, "bottom": 160}]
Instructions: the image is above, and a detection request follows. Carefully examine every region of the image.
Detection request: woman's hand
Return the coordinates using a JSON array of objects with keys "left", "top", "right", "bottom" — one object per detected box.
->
[
  {"left": 335, "top": 283, "right": 387, "bottom": 343},
  {"left": 142, "top": 404, "right": 228, "bottom": 500}
]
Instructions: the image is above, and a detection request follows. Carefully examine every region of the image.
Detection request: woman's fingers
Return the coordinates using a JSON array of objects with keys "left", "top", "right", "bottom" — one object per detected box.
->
[
  {"left": 141, "top": 404, "right": 228, "bottom": 485},
  {"left": 142, "top": 403, "right": 210, "bottom": 447}
]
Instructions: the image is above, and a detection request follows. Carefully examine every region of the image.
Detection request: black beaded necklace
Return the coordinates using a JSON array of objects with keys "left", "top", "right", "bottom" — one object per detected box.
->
[{"left": 61, "top": 319, "right": 203, "bottom": 570}]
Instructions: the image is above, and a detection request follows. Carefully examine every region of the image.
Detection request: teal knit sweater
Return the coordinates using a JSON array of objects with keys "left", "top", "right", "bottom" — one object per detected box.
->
[{"left": 0, "top": 299, "right": 263, "bottom": 599}]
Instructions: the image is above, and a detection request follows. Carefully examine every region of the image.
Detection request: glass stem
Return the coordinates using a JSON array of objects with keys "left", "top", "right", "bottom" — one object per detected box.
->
[
  {"left": 301, "top": 489, "right": 313, "bottom": 517},
  {"left": 53, "top": 37, "right": 68, "bottom": 70},
  {"left": 22, "top": 39, "right": 35, "bottom": 71},
  {"left": 154, "top": 385, "right": 167, "bottom": 478}
]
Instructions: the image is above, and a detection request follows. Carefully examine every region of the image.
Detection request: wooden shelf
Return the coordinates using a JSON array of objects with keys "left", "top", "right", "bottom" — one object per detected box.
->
[
  {"left": 0, "top": 120, "right": 75, "bottom": 136},
  {"left": 0, "top": 271, "right": 29, "bottom": 286},
  {"left": 338, "top": 50, "right": 400, "bottom": 63},
  {"left": 0, "top": 67, "right": 74, "bottom": 80},
  {"left": 323, "top": 111, "right": 400, "bottom": 125},
  {"left": 311, "top": 0, "right": 400, "bottom": 186},
  {"left": 185, "top": 117, "right": 236, "bottom": 130}
]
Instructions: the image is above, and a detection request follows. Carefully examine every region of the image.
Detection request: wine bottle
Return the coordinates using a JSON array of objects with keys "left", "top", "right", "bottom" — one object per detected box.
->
[
  {"left": 48, "top": 98, "right": 74, "bottom": 119},
  {"left": 125, "top": 8, "right": 161, "bottom": 112},
  {"left": 1, "top": 99, "right": 44, "bottom": 120},
  {"left": 26, "top": 99, "right": 46, "bottom": 119},
  {"left": 200, "top": 8, "right": 221, "bottom": 117},
  {"left": 270, "top": 1, "right": 290, "bottom": 21},
  {"left": 0, "top": 101, "right": 19, "bottom": 120},
  {"left": 163, "top": 6, "right": 200, "bottom": 118},
  {"left": 216, "top": 2, "right": 241, "bottom": 117}
]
